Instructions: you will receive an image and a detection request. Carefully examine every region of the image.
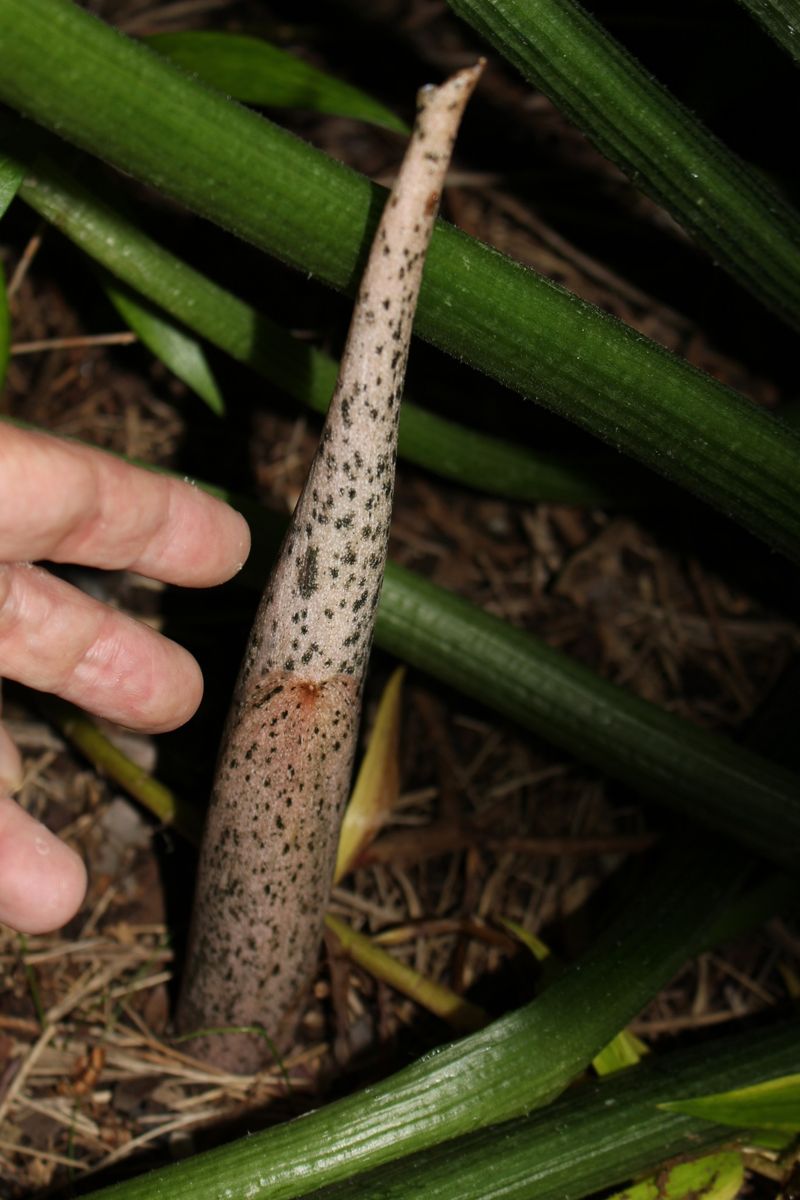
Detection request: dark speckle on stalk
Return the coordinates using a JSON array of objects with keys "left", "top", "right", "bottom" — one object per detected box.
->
[{"left": 178, "top": 60, "right": 485, "bottom": 1074}]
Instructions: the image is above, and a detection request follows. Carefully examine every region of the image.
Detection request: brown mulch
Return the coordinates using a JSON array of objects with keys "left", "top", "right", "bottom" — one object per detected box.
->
[{"left": 1, "top": 0, "right": 799, "bottom": 1194}]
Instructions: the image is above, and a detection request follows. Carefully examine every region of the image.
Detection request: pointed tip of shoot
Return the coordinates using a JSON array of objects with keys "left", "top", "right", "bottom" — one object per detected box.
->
[{"left": 416, "top": 59, "right": 485, "bottom": 123}]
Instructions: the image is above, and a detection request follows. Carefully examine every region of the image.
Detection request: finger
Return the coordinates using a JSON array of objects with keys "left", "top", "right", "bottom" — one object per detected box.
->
[
  {"left": 0, "top": 563, "right": 204, "bottom": 733},
  {"left": 0, "top": 795, "right": 87, "bottom": 934},
  {"left": 0, "top": 425, "right": 250, "bottom": 586}
]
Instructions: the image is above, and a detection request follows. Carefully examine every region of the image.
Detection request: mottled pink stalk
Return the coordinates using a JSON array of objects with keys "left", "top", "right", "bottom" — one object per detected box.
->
[{"left": 178, "top": 63, "right": 483, "bottom": 1073}]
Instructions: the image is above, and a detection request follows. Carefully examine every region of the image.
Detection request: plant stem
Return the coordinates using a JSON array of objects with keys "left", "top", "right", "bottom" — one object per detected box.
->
[
  {"left": 324, "top": 914, "right": 486, "bottom": 1034},
  {"left": 177, "top": 65, "right": 484, "bottom": 1072},
  {"left": 38, "top": 696, "right": 204, "bottom": 845}
]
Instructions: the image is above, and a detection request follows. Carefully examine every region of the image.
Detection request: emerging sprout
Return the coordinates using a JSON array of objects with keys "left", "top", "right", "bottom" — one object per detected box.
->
[{"left": 178, "top": 62, "right": 484, "bottom": 1073}]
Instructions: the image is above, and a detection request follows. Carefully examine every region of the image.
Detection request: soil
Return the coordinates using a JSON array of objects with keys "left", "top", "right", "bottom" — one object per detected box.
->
[{"left": 0, "top": 1, "right": 798, "bottom": 1195}]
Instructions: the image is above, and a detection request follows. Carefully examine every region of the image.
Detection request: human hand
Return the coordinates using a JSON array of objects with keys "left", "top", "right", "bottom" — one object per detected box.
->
[{"left": 0, "top": 423, "right": 250, "bottom": 934}]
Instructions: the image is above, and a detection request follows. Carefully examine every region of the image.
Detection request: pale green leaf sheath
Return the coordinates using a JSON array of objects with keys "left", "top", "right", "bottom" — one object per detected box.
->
[{"left": 178, "top": 63, "right": 483, "bottom": 1073}]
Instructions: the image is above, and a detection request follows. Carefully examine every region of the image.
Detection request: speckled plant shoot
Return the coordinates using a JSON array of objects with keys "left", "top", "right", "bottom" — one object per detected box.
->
[{"left": 178, "top": 63, "right": 483, "bottom": 1073}]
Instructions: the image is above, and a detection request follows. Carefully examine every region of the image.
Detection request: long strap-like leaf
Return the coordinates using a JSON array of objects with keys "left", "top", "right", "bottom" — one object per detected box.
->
[
  {"left": 733, "top": 0, "right": 800, "bottom": 66},
  {"left": 81, "top": 843, "right": 750, "bottom": 1200},
  {"left": 145, "top": 30, "right": 409, "bottom": 132},
  {"left": 1, "top": 0, "right": 800, "bottom": 558},
  {"left": 376, "top": 562, "right": 800, "bottom": 867},
  {"left": 447, "top": 0, "right": 800, "bottom": 327},
  {"left": 5, "top": 125, "right": 634, "bottom": 506},
  {"left": 288, "top": 1021, "right": 800, "bottom": 1200}
]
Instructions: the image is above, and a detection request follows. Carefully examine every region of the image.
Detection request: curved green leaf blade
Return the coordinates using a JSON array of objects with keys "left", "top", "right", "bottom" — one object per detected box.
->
[
  {"left": 503, "top": 919, "right": 648, "bottom": 1076},
  {"left": 88, "top": 1025, "right": 800, "bottom": 1200},
  {"left": 104, "top": 276, "right": 224, "bottom": 415},
  {"left": 661, "top": 1073, "right": 800, "bottom": 1134},
  {"left": 11, "top": 130, "right": 637, "bottom": 506},
  {"left": 1, "top": 1, "right": 800, "bottom": 556},
  {"left": 446, "top": 0, "right": 800, "bottom": 330},
  {"left": 777, "top": 400, "right": 800, "bottom": 431},
  {"left": 145, "top": 30, "right": 408, "bottom": 133},
  {"left": 75, "top": 844, "right": 753, "bottom": 1200},
  {"left": 268, "top": 1032, "right": 791, "bottom": 1200},
  {"left": 734, "top": 0, "right": 800, "bottom": 66},
  {"left": 0, "top": 149, "right": 23, "bottom": 218},
  {"left": 377, "top": 563, "right": 800, "bottom": 867}
]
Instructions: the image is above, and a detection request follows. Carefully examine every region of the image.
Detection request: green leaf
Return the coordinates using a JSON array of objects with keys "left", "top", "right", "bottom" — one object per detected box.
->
[
  {"left": 0, "top": 148, "right": 23, "bottom": 218},
  {"left": 1, "top": 2, "right": 800, "bottom": 556},
  {"left": 71, "top": 1005, "right": 800, "bottom": 1199},
  {"left": 502, "top": 917, "right": 648, "bottom": 1076},
  {"left": 593, "top": 1029, "right": 649, "bottom": 1077},
  {"left": 63, "top": 845, "right": 755, "bottom": 1200},
  {"left": 11, "top": 129, "right": 637, "bottom": 506},
  {"left": 733, "top": 0, "right": 800, "bottom": 66},
  {"left": 661, "top": 1073, "right": 800, "bottom": 1134},
  {"left": 145, "top": 30, "right": 408, "bottom": 133},
  {"left": 447, "top": 0, "right": 800, "bottom": 330},
  {"left": 608, "top": 1153, "right": 744, "bottom": 1200},
  {"left": 376, "top": 563, "right": 800, "bottom": 867},
  {"left": 103, "top": 276, "right": 224, "bottom": 415}
]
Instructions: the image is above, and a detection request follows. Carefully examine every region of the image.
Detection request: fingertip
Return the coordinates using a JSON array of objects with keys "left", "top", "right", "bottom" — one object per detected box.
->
[
  {"left": 226, "top": 508, "right": 252, "bottom": 579},
  {"left": 198, "top": 501, "right": 251, "bottom": 587},
  {"left": 112, "top": 637, "right": 205, "bottom": 734},
  {"left": 154, "top": 485, "right": 253, "bottom": 589},
  {"left": 144, "top": 648, "right": 204, "bottom": 733},
  {"left": 70, "top": 611, "right": 206, "bottom": 735},
  {"left": 0, "top": 797, "right": 87, "bottom": 934}
]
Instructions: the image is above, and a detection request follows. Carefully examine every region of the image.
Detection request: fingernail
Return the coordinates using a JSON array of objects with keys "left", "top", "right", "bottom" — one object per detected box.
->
[{"left": 0, "top": 797, "right": 87, "bottom": 934}]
